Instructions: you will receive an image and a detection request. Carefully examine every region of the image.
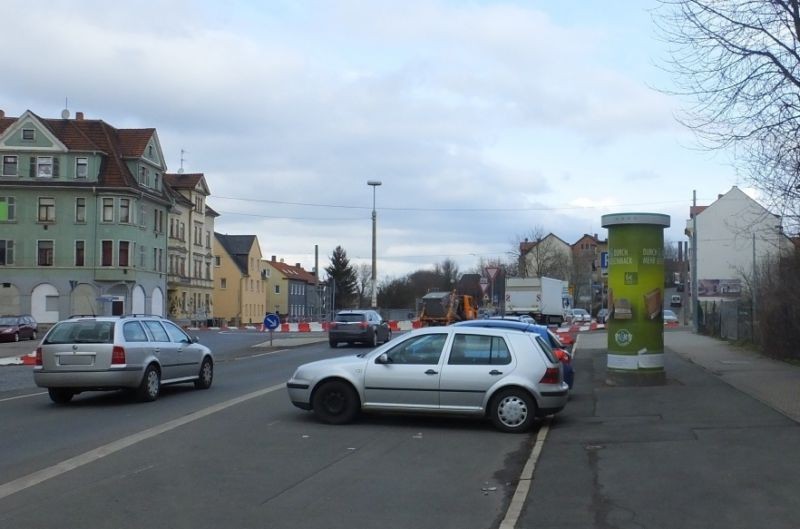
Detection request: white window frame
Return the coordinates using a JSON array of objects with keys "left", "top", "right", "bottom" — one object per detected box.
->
[
  {"left": 74, "top": 240, "right": 85, "bottom": 267},
  {"left": 102, "top": 198, "right": 114, "bottom": 223},
  {"left": 119, "top": 198, "right": 131, "bottom": 224},
  {"left": 36, "top": 157, "right": 53, "bottom": 178},
  {"left": 37, "top": 197, "right": 55, "bottom": 222},
  {"left": 0, "top": 196, "right": 16, "bottom": 222},
  {"left": 22, "top": 129, "right": 35, "bottom": 141},
  {"left": 37, "top": 240, "right": 54, "bottom": 266},
  {"left": 75, "top": 157, "right": 88, "bottom": 179},
  {"left": 75, "top": 197, "right": 86, "bottom": 223},
  {"left": 2, "top": 155, "right": 18, "bottom": 176},
  {"left": 0, "top": 239, "right": 14, "bottom": 265}
]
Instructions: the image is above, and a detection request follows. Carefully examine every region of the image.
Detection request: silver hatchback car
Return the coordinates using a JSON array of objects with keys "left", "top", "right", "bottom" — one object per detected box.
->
[
  {"left": 33, "top": 315, "right": 214, "bottom": 404},
  {"left": 287, "top": 326, "right": 568, "bottom": 432}
]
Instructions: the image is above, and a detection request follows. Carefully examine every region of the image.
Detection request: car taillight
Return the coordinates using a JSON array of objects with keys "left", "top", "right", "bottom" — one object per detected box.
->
[
  {"left": 359, "top": 321, "right": 369, "bottom": 329},
  {"left": 35, "top": 347, "right": 42, "bottom": 366},
  {"left": 540, "top": 367, "right": 560, "bottom": 384},
  {"left": 329, "top": 322, "right": 337, "bottom": 330},
  {"left": 111, "top": 346, "right": 126, "bottom": 365}
]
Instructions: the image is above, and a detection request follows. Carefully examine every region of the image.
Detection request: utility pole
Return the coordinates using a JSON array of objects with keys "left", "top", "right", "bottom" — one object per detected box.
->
[{"left": 692, "top": 190, "right": 699, "bottom": 331}]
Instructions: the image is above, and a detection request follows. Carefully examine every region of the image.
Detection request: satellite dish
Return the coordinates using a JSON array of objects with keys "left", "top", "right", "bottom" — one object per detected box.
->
[
  {"left": 61, "top": 109, "right": 70, "bottom": 119},
  {"left": 177, "top": 168, "right": 184, "bottom": 174}
]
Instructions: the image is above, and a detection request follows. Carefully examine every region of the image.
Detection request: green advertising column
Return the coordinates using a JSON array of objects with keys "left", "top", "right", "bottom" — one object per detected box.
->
[{"left": 602, "top": 213, "right": 670, "bottom": 386}]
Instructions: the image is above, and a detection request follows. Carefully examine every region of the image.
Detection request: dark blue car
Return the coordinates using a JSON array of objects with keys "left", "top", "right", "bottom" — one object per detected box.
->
[{"left": 454, "top": 319, "right": 574, "bottom": 388}]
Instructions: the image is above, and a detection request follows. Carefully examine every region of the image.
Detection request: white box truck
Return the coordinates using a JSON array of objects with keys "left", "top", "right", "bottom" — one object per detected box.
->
[{"left": 505, "top": 276, "right": 570, "bottom": 324}]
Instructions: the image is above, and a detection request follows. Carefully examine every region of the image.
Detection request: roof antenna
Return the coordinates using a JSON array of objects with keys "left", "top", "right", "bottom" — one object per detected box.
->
[
  {"left": 178, "top": 148, "right": 188, "bottom": 174},
  {"left": 61, "top": 97, "right": 70, "bottom": 119}
]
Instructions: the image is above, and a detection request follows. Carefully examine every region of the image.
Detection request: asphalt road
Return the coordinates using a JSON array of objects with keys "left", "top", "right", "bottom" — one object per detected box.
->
[{"left": 0, "top": 331, "right": 535, "bottom": 529}]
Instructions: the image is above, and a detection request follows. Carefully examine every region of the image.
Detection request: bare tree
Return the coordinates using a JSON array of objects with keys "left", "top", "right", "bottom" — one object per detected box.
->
[
  {"left": 657, "top": 0, "right": 800, "bottom": 233},
  {"left": 355, "top": 263, "right": 371, "bottom": 308},
  {"left": 515, "top": 227, "right": 571, "bottom": 279}
]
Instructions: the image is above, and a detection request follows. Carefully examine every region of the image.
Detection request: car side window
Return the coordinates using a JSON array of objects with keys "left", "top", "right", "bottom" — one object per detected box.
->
[
  {"left": 123, "top": 321, "right": 149, "bottom": 342},
  {"left": 143, "top": 321, "right": 170, "bottom": 342},
  {"left": 448, "top": 334, "right": 511, "bottom": 365},
  {"left": 533, "top": 335, "right": 559, "bottom": 364},
  {"left": 162, "top": 321, "right": 190, "bottom": 343},
  {"left": 383, "top": 333, "right": 447, "bottom": 365}
]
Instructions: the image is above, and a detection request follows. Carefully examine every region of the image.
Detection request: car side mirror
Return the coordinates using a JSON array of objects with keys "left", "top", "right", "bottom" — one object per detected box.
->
[
  {"left": 191, "top": 335, "right": 199, "bottom": 343},
  {"left": 376, "top": 353, "right": 391, "bottom": 364}
]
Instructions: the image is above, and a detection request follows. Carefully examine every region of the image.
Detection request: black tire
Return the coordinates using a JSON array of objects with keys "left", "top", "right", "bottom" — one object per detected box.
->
[
  {"left": 312, "top": 380, "right": 359, "bottom": 425},
  {"left": 489, "top": 388, "right": 536, "bottom": 433},
  {"left": 13, "top": 332, "right": 19, "bottom": 342},
  {"left": 329, "top": 339, "right": 338, "bottom": 348},
  {"left": 194, "top": 357, "right": 213, "bottom": 389},
  {"left": 136, "top": 364, "right": 161, "bottom": 402},
  {"left": 370, "top": 330, "right": 378, "bottom": 347},
  {"left": 48, "top": 388, "right": 74, "bottom": 404},
  {"left": 31, "top": 330, "right": 37, "bottom": 341},
  {"left": 383, "top": 330, "right": 392, "bottom": 344}
]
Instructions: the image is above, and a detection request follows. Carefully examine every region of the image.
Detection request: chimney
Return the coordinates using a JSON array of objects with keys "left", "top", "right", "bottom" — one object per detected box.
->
[
  {"left": 76, "top": 111, "right": 84, "bottom": 120},
  {"left": 295, "top": 263, "right": 301, "bottom": 268},
  {"left": 594, "top": 233, "right": 598, "bottom": 239},
  {"left": 271, "top": 255, "right": 276, "bottom": 262},
  {"left": 0, "top": 110, "right": 4, "bottom": 118}
]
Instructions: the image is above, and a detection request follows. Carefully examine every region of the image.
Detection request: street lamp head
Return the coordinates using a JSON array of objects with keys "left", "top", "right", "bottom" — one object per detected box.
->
[{"left": 367, "top": 180, "right": 382, "bottom": 187}]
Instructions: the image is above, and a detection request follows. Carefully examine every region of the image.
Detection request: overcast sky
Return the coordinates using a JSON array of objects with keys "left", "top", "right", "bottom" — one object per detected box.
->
[{"left": 2, "top": 0, "right": 749, "bottom": 280}]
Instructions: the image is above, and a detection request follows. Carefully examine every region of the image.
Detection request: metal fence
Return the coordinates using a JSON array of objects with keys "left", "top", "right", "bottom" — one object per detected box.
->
[{"left": 697, "top": 299, "right": 754, "bottom": 343}]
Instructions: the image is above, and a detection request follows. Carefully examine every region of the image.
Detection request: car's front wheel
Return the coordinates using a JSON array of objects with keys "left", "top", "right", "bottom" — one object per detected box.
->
[
  {"left": 489, "top": 388, "right": 536, "bottom": 433},
  {"left": 329, "top": 339, "right": 338, "bottom": 348},
  {"left": 383, "top": 330, "right": 392, "bottom": 344},
  {"left": 136, "top": 364, "right": 161, "bottom": 402},
  {"left": 31, "top": 330, "right": 37, "bottom": 341},
  {"left": 370, "top": 330, "right": 378, "bottom": 347},
  {"left": 194, "top": 357, "right": 213, "bottom": 389},
  {"left": 48, "top": 388, "right": 74, "bottom": 404},
  {"left": 13, "top": 332, "right": 19, "bottom": 342},
  {"left": 312, "top": 380, "right": 359, "bottom": 424}
]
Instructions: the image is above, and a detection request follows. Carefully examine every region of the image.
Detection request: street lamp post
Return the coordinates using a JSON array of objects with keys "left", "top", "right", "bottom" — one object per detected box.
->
[{"left": 367, "top": 180, "right": 382, "bottom": 308}]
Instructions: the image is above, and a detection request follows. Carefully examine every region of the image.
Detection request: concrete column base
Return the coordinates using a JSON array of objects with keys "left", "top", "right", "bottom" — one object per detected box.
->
[{"left": 606, "top": 370, "right": 666, "bottom": 387}]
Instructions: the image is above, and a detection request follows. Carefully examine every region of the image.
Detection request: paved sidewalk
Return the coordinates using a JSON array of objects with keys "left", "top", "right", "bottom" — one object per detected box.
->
[
  {"left": 576, "top": 329, "right": 800, "bottom": 423},
  {"left": 517, "top": 329, "right": 800, "bottom": 529}
]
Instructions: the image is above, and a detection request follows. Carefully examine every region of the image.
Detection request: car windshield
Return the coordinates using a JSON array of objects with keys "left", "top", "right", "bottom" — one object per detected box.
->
[
  {"left": 336, "top": 313, "right": 365, "bottom": 322},
  {"left": 44, "top": 321, "right": 115, "bottom": 344},
  {"left": 0, "top": 317, "right": 18, "bottom": 326}
]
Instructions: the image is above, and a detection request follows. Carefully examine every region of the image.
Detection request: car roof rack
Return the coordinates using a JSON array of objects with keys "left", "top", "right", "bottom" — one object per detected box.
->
[
  {"left": 120, "top": 314, "right": 166, "bottom": 319},
  {"left": 67, "top": 314, "right": 99, "bottom": 319}
]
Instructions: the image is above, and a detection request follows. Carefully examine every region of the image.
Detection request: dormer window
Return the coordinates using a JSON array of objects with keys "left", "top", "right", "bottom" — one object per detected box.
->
[
  {"left": 148, "top": 145, "right": 154, "bottom": 157},
  {"left": 76, "top": 157, "right": 88, "bottom": 179},
  {"left": 22, "top": 129, "right": 35, "bottom": 141},
  {"left": 139, "top": 166, "right": 147, "bottom": 185}
]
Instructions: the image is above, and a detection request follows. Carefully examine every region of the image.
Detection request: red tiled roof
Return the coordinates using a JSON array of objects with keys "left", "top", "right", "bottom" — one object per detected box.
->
[
  {"left": 117, "top": 129, "right": 156, "bottom": 158},
  {"left": 690, "top": 205, "right": 708, "bottom": 218},
  {"left": 165, "top": 173, "right": 204, "bottom": 189},
  {"left": 268, "top": 260, "right": 318, "bottom": 284}
]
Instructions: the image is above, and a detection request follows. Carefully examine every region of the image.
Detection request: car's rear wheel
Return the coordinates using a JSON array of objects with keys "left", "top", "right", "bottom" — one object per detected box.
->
[
  {"left": 13, "top": 332, "right": 19, "bottom": 342},
  {"left": 194, "top": 357, "right": 213, "bottom": 389},
  {"left": 31, "top": 330, "right": 37, "bottom": 341},
  {"left": 48, "top": 388, "right": 74, "bottom": 404},
  {"left": 383, "top": 330, "right": 392, "bottom": 344},
  {"left": 490, "top": 388, "right": 536, "bottom": 433},
  {"left": 329, "top": 339, "right": 338, "bottom": 348},
  {"left": 370, "top": 330, "right": 378, "bottom": 347},
  {"left": 136, "top": 364, "right": 161, "bottom": 402},
  {"left": 312, "top": 380, "right": 359, "bottom": 424}
]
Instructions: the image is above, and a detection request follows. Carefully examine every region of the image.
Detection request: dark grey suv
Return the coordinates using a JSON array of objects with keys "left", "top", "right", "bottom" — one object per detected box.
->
[{"left": 329, "top": 310, "right": 391, "bottom": 348}]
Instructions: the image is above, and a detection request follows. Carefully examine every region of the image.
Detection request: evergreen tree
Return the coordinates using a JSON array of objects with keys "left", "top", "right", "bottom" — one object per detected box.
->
[{"left": 325, "top": 246, "right": 358, "bottom": 309}]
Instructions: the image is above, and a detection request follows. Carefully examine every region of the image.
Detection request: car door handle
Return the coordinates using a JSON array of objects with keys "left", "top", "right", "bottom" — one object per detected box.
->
[
  {"left": 425, "top": 369, "right": 438, "bottom": 375},
  {"left": 489, "top": 370, "right": 503, "bottom": 376}
]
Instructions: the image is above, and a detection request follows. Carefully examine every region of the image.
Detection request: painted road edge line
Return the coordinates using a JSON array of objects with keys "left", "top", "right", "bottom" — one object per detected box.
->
[
  {"left": 499, "top": 420, "right": 551, "bottom": 529},
  {"left": 0, "top": 382, "right": 286, "bottom": 501}
]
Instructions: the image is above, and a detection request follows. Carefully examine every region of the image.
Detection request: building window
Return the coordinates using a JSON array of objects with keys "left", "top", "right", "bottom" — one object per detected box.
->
[
  {"left": 119, "top": 241, "right": 130, "bottom": 267},
  {"left": 2, "top": 156, "right": 17, "bottom": 176},
  {"left": 139, "top": 166, "right": 147, "bottom": 186},
  {"left": 274, "top": 285, "right": 280, "bottom": 294},
  {"left": 0, "top": 240, "right": 14, "bottom": 265},
  {"left": 148, "top": 145, "right": 154, "bottom": 157},
  {"left": 37, "top": 240, "right": 54, "bottom": 266},
  {"left": 205, "top": 262, "right": 211, "bottom": 279},
  {"left": 221, "top": 278, "right": 227, "bottom": 289},
  {"left": 0, "top": 197, "right": 16, "bottom": 221},
  {"left": 76, "top": 157, "right": 88, "bottom": 179},
  {"left": 22, "top": 129, "right": 34, "bottom": 141},
  {"left": 38, "top": 197, "right": 55, "bottom": 222},
  {"left": 154, "top": 173, "right": 160, "bottom": 190},
  {"left": 205, "top": 231, "right": 210, "bottom": 248},
  {"left": 35, "top": 156, "right": 57, "bottom": 178},
  {"left": 75, "top": 197, "right": 86, "bottom": 223},
  {"left": 214, "top": 256, "right": 220, "bottom": 266},
  {"left": 75, "top": 240, "right": 85, "bottom": 267},
  {"left": 102, "top": 240, "right": 113, "bottom": 266},
  {"left": 120, "top": 198, "right": 130, "bottom": 223},
  {"left": 139, "top": 245, "right": 145, "bottom": 267},
  {"left": 102, "top": 198, "right": 114, "bottom": 222}
]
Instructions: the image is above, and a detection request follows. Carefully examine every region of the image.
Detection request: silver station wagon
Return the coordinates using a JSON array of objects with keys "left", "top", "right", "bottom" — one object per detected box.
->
[
  {"left": 33, "top": 315, "right": 214, "bottom": 404},
  {"left": 287, "top": 326, "right": 569, "bottom": 432}
]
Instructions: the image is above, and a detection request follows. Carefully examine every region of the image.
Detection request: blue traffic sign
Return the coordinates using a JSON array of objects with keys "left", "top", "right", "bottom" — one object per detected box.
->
[
  {"left": 600, "top": 251, "right": 608, "bottom": 269},
  {"left": 263, "top": 313, "right": 280, "bottom": 330}
]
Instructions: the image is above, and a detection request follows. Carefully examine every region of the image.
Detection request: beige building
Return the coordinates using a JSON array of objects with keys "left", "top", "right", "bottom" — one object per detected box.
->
[
  {"left": 165, "top": 173, "right": 218, "bottom": 325},
  {"left": 213, "top": 233, "right": 269, "bottom": 326}
]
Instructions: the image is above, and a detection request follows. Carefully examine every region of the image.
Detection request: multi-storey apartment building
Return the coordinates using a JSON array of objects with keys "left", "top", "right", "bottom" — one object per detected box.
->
[
  {"left": 265, "top": 256, "right": 320, "bottom": 321},
  {"left": 0, "top": 109, "right": 172, "bottom": 322},
  {"left": 165, "top": 173, "right": 218, "bottom": 325},
  {"left": 213, "top": 233, "right": 268, "bottom": 326}
]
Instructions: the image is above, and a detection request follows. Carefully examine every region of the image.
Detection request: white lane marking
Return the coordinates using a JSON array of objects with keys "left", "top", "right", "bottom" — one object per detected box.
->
[
  {"left": 499, "top": 420, "right": 551, "bottom": 529},
  {"left": 0, "top": 391, "right": 47, "bottom": 403},
  {"left": 237, "top": 349, "right": 288, "bottom": 359},
  {"left": 0, "top": 383, "right": 285, "bottom": 501}
]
